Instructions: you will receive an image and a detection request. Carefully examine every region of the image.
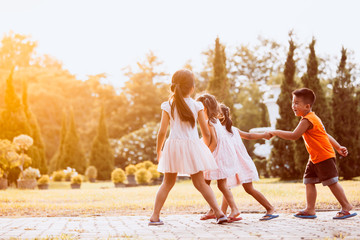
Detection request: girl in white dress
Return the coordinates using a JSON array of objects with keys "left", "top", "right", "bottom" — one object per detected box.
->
[
  {"left": 219, "top": 104, "right": 278, "bottom": 221},
  {"left": 196, "top": 94, "right": 241, "bottom": 223},
  {"left": 149, "top": 69, "right": 227, "bottom": 225}
]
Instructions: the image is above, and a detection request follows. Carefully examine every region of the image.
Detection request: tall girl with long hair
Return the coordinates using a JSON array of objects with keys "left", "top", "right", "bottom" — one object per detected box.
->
[{"left": 149, "top": 69, "right": 227, "bottom": 225}]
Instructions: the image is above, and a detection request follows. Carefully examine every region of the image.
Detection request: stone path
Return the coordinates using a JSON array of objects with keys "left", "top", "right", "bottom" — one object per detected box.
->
[{"left": 0, "top": 211, "right": 359, "bottom": 239}]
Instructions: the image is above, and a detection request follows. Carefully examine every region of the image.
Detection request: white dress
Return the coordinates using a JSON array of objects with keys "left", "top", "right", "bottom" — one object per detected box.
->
[
  {"left": 204, "top": 119, "right": 238, "bottom": 180},
  {"left": 157, "top": 98, "right": 218, "bottom": 175},
  {"left": 226, "top": 126, "right": 259, "bottom": 188}
]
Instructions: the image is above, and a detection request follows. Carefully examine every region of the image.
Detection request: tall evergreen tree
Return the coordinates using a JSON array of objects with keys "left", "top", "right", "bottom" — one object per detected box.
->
[
  {"left": 269, "top": 36, "right": 300, "bottom": 179},
  {"left": 332, "top": 48, "right": 359, "bottom": 179},
  {"left": 0, "top": 70, "right": 32, "bottom": 140},
  {"left": 59, "top": 109, "right": 86, "bottom": 173},
  {"left": 207, "top": 37, "right": 232, "bottom": 109},
  {"left": 89, "top": 106, "right": 114, "bottom": 180},
  {"left": 294, "top": 38, "right": 332, "bottom": 173},
  {"left": 22, "top": 80, "right": 47, "bottom": 173},
  {"left": 49, "top": 112, "right": 67, "bottom": 173}
]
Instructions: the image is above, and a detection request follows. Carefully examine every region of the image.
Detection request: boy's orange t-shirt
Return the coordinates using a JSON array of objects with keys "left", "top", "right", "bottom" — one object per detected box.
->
[{"left": 301, "top": 112, "right": 336, "bottom": 164}]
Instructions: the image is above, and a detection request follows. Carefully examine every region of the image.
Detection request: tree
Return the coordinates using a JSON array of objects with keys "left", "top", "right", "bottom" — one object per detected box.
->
[
  {"left": 0, "top": 70, "right": 32, "bottom": 141},
  {"left": 22, "top": 80, "right": 47, "bottom": 174},
  {"left": 269, "top": 35, "right": 300, "bottom": 179},
  {"left": 89, "top": 106, "right": 114, "bottom": 180},
  {"left": 207, "top": 37, "right": 232, "bottom": 108},
  {"left": 295, "top": 38, "right": 332, "bottom": 173},
  {"left": 49, "top": 112, "right": 67, "bottom": 173},
  {"left": 332, "top": 48, "right": 359, "bottom": 179},
  {"left": 59, "top": 109, "right": 86, "bottom": 173}
]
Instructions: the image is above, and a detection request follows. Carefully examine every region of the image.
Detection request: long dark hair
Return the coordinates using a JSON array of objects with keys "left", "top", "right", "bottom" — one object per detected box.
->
[
  {"left": 196, "top": 93, "right": 219, "bottom": 124},
  {"left": 219, "top": 104, "right": 233, "bottom": 134},
  {"left": 170, "top": 69, "right": 195, "bottom": 128}
]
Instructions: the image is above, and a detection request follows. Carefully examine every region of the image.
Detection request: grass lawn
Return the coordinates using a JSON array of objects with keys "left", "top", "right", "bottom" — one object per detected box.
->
[{"left": 0, "top": 178, "right": 359, "bottom": 217}]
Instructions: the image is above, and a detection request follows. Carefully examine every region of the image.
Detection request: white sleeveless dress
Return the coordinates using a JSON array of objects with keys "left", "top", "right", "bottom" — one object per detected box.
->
[
  {"left": 157, "top": 98, "right": 218, "bottom": 175},
  {"left": 226, "top": 126, "right": 259, "bottom": 188},
  {"left": 204, "top": 119, "right": 238, "bottom": 180}
]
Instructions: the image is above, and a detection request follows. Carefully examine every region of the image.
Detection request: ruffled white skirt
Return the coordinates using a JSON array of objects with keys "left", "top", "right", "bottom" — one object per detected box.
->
[{"left": 158, "top": 138, "right": 218, "bottom": 175}]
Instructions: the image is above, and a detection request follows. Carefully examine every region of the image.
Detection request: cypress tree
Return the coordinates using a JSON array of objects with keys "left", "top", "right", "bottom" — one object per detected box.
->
[
  {"left": 49, "top": 112, "right": 67, "bottom": 173},
  {"left": 22, "top": 80, "right": 47, "bottom": 174},
  {"left": 89, "top": 106, "right": 114, "bottom": 180},
  {"left": 207, "top": 37, "right": 232, "bottom": 109},
  {"left": 59, "top": 109, "right": 86, "bottom": 173},
  {"left": 294, "top": 38, "right": 332, "bottom": 173},
  {"left": 332, "top": 48, "right": 359, "bottom": 179},
  {"left": 269, "top": 36, "right": 300, "bottom": 179},
  {"left": 0, "top": 70, "right": 32, "bottom": 140}
]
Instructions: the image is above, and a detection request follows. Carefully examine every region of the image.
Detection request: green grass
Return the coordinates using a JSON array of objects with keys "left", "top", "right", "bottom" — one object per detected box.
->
[{"left": 0, "top": 179, "right": 359, "bottom": 217}]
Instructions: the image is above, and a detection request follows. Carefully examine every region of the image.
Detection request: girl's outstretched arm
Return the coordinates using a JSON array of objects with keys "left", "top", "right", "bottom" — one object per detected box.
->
[
  {"left": 198, "top": 110, "right": 211, "bottom": 146},
  {"left": 156, "top": 110, "right": 170, "bottom": 160},
  {"left": 238, "top": 129, "right": 271, "bottom": 140}
]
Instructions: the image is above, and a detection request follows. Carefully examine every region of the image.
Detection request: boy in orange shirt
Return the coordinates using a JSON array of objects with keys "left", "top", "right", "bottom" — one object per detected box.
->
[{"left": 269, "top": 88, "right": 357, "bottom": 219}]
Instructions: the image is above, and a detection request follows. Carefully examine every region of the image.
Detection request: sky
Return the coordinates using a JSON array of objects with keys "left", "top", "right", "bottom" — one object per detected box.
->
[{"left": 1, "top": 0, "right": 359, "bottom": 88}]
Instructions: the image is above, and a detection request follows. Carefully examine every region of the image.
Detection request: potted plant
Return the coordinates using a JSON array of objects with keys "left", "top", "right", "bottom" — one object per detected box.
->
[
  {"left": 64, "top": 167, "right": 77, "bottom": 181},
  {"left": 17, "top": 167, "right": 40, "bottom": 189},
  {"left": 70, "top": 174, "right": 82, "bottom": 189},
  {"left": 125, "top": 164, "right": 137, "bottom": 186},
  {"left": 135, "top": 168, "right": 152, "bottom": 185},
  {"left": 143, "top": 160, "right": 154, "bottom": 169},
  {"left": 85, "top": 166, "right": 98, "bottom": 183},
  {"left": 51, "top": 170, "right": 65, "bottom": 182},
  {"left": 37, "top": 175, "right": 50, "bottom": 190},
  {"left": 0, "top": 138, "right": 31, "bottom": 190},
  {"left": 111, "top": 168, "right": 126, "bottom": 188}
]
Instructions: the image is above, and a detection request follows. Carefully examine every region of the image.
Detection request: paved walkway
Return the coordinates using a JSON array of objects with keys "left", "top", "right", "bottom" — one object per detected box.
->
[{"left": 0, "top": 211, "right": 359, "bottom": 239}]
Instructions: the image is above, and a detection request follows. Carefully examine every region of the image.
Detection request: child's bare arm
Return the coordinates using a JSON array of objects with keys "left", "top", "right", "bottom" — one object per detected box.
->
[
  {"left": 156, "top": 110, "right": 170, "bottom": 160},
  {"left": 327, "top": 134, "right": 348, "bottom": 157},
  {"left": 198, "top": 110, "right": 211, "bottom": 146},
  {"left": 270, "top": 119, "right": 311, "bottom": 140},
  {"left": 238, "top": 129, "right": 271, "bottom": 140},
  {"left": 208, "top": 125, "right": 217, "bottom": 152}
]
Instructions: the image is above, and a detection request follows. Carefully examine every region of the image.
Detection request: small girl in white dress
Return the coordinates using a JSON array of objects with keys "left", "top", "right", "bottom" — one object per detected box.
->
[
  {"left": 149, "top": 69, "right": 227, "bottom": 225},
  {"left": 220, "top": 104, "right": 278, "bottom": 221},
  {"left": 196, "top": 94, "right": 241, "bottom": 223}
]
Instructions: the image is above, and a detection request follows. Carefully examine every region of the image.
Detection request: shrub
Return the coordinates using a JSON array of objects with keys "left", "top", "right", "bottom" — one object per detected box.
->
[
  {"left": 37, "top": 175, "right": 50, "bottom": 184},
  {"left": 71, "top": 174, "right": 82, "bottom": 184},
  {"left": 148, "top": 166, "right": 160, "bottom": 179},
  {"left": 143, "top": 160, "right": 154, "bottom": 169},
  {"left": 135, "top": 162, "right": 146, "bottom": 170},
  {"left": 111, "top": 168, "right": 126, "bottom": 183},
  {"left": 125, "top": 164, "right": 137, "bottom": 175},
  {"left": 135, "top": 169, "right": 152, "bottom": 184},
  {"left": 52, "top": 170, "right": 65, "bottom": 182},
  {"left": 64, "top": 167, "right": 77, "bottom": 181},
  {"left": 21, "top": 167, "right": 40, "bottom": 180},
  {"left": 85, "top": 166, "right": 98, "bottom": 180}
]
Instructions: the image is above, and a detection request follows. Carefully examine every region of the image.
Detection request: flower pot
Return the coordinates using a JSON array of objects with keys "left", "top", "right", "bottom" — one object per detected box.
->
[
  {"left": 127, "top": 175, "right": 136, "bottom": 186},
  {"left": 89, "top": 178, "right": 96, "bottom": 183},
  {"left": 0, "top": 178, "right": 8, "bottom": 190},
  {"left": 37, "top": 183, "right": 49, "bottom": 190},
  {"left": 114, "top": 182, "right": 124, "bottom": 188},
  {"left": 70, "top": 183, "right": 81, "bottom": 189},
  {"left": 17, "top": 179, "right": 37, "bottom": 189}
]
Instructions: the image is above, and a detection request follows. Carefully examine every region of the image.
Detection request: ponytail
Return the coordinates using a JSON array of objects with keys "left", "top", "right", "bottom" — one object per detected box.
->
[
  {"left": 196, "top": 94, "right": 219, "bottom": 124},
  {"left": 220, "top": 104, "right": 233, "bottom": 134},
  {"left": 170, "top": 70, "right": 195, "bottom": 128}
]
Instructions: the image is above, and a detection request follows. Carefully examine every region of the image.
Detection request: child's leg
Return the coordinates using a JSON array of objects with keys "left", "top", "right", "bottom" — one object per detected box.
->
[
  {"left": 221, "top": 195, "right": 229, "bottom": 214},
  {"left": 328, "top": 182, "right": 353, "bottom": 212},
  {"left": 150, "top": 172, "right": 177, "bottom": 222},
  {"left": 243, "top": 182, "right": 275, "bottom": 215},
  {"left": 201, "top": 179, "right": 215, "bottom": 218},
  {"left": 304, "top": 183, "right": 317, "bottom": 215},
  {"left": 191, "top": 171, "right": 225, "bottom": 218},
  {"left": 217, "top": 179, "right": 240, "bottom": 218}
]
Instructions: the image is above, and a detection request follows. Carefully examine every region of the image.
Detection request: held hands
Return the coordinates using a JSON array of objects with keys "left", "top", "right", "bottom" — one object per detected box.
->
[
  {"left": 337, "top": 146, "right": 348, "bottom": 157},
  {"left": 263, "top": 131, "right": 274, "bottom": 140}
]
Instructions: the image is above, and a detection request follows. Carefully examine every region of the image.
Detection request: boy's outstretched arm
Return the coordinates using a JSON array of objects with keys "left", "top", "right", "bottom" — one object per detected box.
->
[
  {"left": 327, "top": 133, "right": 348, "bottom": 157},
  {"left": 270, "top": 119, "right": 311, "bottom": 140}
]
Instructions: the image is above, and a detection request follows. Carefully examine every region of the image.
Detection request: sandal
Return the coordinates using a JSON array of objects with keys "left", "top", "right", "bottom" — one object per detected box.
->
[
  {"left": 294, "top": 210, "right": 317, "bottom": 219},
  {"left": 333, "top": 210, "right": 357, "bottom": 219},
  {"left": 200, "top": 214, "right": 216, "bottom": 220}
]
